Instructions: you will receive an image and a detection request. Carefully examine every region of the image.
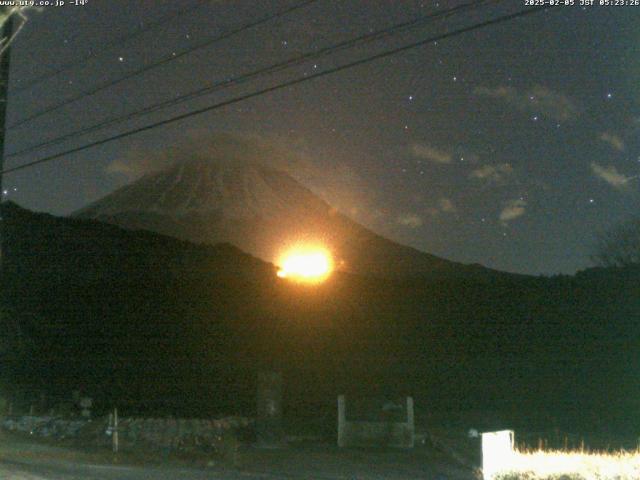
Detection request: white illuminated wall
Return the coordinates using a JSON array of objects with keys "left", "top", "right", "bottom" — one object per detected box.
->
[{"left": 482, "top": 430, "right": 515, "bottom": 480}]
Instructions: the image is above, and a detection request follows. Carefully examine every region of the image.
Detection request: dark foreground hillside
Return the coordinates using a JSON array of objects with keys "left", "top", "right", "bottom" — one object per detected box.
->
[{"left": 1, "top": 202, "right": 638, "bottom": 436}]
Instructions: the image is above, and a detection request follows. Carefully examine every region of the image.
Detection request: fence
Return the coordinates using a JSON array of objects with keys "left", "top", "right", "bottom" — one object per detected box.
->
[
  {"left": 1, "top": 414, "right": 251, "bottom": 452},
  {"left": 337, "top": 395, "right": 414, "bottom": 448}
]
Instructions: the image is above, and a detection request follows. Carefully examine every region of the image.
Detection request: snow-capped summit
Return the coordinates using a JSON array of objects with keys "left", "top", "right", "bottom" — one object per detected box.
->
[
  {"left": 78, "top": 156, "right": 326, "bottom": 220},
  {"left": 75, "top": 138, "right": 489, "bottom": 278}
]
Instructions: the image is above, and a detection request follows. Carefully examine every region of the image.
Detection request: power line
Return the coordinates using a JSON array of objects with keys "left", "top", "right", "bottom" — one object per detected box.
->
[
  {"left": 8, "top": 0, "right": 320, "bottom": 130},
  {"left": 1, "top": 5, "right": 550, "bottom": 176},
  {"left": 0, "top": 7, "right": 15, "bottom": 195},
  {"left": 13, "top": 0, "right": 211, "bottom": 94},
  {"left": 7, "top": 0, "right": 492, "bottom": 159}
]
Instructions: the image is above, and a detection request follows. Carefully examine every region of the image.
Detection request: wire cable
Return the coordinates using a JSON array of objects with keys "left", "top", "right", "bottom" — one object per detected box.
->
[
  {"left": 13, "top": 0, "right": 211, "bottom": 94},
  {"left": 7, "top": 0, "right": 492, "bottom": 158},
  {"left": 8, "top": 0, "right": 320, "bottom": 130},
  {"left": 1, "top": 5, "right": 551, "bottom": 176}
]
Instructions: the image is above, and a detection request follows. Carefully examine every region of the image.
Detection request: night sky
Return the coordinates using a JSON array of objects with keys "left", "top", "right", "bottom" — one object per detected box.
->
[{"left": 3, "top": 0, "right": 639, "bottom": 275}]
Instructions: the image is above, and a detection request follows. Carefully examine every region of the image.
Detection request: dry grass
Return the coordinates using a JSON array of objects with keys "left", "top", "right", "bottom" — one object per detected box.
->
[{"left": 493, "top": 448, "right": 640, "bottom": 480}]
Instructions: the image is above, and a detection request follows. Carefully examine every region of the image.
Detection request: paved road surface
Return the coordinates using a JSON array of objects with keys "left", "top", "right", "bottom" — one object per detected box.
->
[
  {"left": 0, "top": 459, "right": 257, "bottom": 479},
  {"left": 0, "top": 436, "right": 477, "bottom": 479},
  {"left": 0, "top": 456, "right": 476, "bottom": 480}
]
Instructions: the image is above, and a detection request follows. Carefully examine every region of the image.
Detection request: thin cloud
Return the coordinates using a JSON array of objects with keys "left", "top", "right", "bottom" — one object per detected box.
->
[
  {"left": 397, "top": 214, "right": 423, "bottom": 228},
  {"left": 469, "top": 163, "right": 514, "bottom": 183},
  {"left": 407, "top": 197, "right": 455, "bottom": 218},
  {"left": 499, "top": 199, "right": 527, "bottom": 225},
  {"left": 474, "top": 84, "right": 579, "bottom": 122},
  {"left": 409, "top": 143, "right": 452, "bottom": 164},
  {"left": 591, "top": 162, "right": 630, "bottom": 188},
  {"left": 105, "top": 153, "right": 165, "bottom": 179},
  {"left": 598, "top": 132, "right": 625, "bottom": 152},
  {"left": 106, "top": 131, "right": 382, "bottom": 226},
  {"left": 438, "top": 197, "right": 456, "bottom": 213},
  {"left": 107, "top": 131, "right": 327, "bottom": 181}
]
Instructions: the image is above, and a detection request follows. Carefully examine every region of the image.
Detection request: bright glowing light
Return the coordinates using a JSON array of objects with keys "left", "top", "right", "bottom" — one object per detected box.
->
[
  {"left": 482, "top": 430, "right": 515, "bottom": 480},
  {"left": 490, "top": 449, "right": 640, "bottom": 480},
  {"left": 481, "top": 430, "right": 640, "bottom": 479},
  {"left": 277, "top": 247, "right": 333, "bottom": 282}
]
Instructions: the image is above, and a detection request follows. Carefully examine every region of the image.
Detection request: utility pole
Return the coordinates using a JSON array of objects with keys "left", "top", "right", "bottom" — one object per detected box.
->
[
  {"left": 0, "top": 8, "right": 13, "bottom": 198},
  {"left": 0, "top": 8, "right": 14, "bottom": 254},
  {"left": 0, "top": 7, "right": 14, "bottom": 407}
]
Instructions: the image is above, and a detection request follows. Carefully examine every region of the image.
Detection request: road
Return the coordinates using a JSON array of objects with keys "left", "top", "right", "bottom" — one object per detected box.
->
[
  {"left": 0, "top": 460, "right": 476, "bottom": 480},
  {"left": 0, "top": 458, "right": 259, "bottom": 480},
  {"left": 0, "top": 455, "right": 476, "bottom": 480},
  {"left": 0, "top": 435, "right": 477, "bottom": 479}
]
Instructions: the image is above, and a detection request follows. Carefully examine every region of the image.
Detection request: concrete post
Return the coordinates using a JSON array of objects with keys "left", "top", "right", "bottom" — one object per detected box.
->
[
  {"left": 337, "top": 395, "right": 346, "bottom": 447},
  {"left": 113, "top": 407, "right": 119, "bottom": 453},
  {"left": 256, "top": 371, "right": 284, "bottom": 448},
  {"left": 406, "top": 396, "right": 415, "bottom": 448}
]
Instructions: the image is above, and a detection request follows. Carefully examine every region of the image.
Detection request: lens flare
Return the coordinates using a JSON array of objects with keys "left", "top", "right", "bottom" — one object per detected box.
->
[{"left": 277, "top": 247, "right": 333, "bottom": 282}]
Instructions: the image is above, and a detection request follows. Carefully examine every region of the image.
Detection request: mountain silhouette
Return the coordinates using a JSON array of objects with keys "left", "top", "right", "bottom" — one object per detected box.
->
[{"left": 75, "top": 149, "right": 493, "bottom": 279}]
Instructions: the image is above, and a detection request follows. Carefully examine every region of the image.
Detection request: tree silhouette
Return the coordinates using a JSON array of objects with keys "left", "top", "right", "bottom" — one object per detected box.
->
[{"left": 592, "top": 217, "right": 640, "bottom": 267}]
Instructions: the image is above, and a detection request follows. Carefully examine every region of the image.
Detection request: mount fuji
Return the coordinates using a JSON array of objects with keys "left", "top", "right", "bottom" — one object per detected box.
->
[{"left": 74, "top": 149, "right": 493, "bottom": 279}]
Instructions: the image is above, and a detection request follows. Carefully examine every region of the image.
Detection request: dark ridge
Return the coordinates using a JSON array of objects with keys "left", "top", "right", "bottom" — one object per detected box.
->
[{"left": 1, "top": 202, "right": 638, "bottom": 436}]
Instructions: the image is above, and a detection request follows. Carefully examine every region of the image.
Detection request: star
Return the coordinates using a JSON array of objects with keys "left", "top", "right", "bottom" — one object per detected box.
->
[
  {"left": 118, "top": 57, "right": 124, "bottom": 62},
  {"left": 408, "top": 95, "right": 414, "bottom": 101}
]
